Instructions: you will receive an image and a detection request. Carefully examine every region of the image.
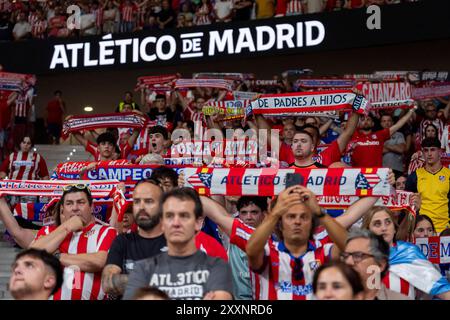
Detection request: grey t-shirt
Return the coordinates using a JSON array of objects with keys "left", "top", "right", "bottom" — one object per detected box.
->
[
  {"left": 383, "top": 131, "right": 405, "bottom": 172},
  {"left": 123, "top": 250, "right": 233, "bottom": 300}
]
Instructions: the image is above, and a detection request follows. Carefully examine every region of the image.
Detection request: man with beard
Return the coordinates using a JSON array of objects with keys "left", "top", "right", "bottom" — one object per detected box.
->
[
  {"left": 348, "top": 110, "right": 415, "bottom": 167},
  {"left": 290, "top": 130, "right": 327, "bottom": 168},
  {"left": 102, "top": 179, "right": 166, "bottom": 298}
]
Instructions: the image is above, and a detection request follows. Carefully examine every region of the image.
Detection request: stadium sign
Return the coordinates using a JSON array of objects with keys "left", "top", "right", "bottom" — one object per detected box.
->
[
  {"left": 1, "top": 0, "right": 449, "bottom": 74},
  {"left": 49, "top": 21, "right": 325, "bottom": 70}
]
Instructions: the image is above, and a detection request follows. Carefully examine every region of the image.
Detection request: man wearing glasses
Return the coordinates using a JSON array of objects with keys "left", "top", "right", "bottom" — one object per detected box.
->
[
  {"left": 30, "top": 184, "right": 117, "bottom": 300},
  {"left": 342, "top": 229, "right": 409, "bottom": 300}
]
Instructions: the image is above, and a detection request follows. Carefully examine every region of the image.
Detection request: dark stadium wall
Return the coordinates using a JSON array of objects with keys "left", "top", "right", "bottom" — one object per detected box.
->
[{"left": 34, "top": 39, "right": 450, "bottom": 118}]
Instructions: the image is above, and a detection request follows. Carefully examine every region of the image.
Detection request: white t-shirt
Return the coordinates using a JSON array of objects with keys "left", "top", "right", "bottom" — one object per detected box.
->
[
  {"left": 441, "top": 125, "right": 450, "bottom": 153},
  {"left": 12, "top": 21, "right": 31, "bottom": 39},
  {"left": 304, "top": 0, "right": 325, "bottom": 13},
  {"left": 214, "top": 0, "right": 233, "bottom": 19},
  {"left": 80, "top": 13, "right": 96, "bottom": 35}
]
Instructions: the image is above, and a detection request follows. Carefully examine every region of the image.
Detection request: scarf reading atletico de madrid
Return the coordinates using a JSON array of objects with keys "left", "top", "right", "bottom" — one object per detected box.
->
[
  {"left": 246, "top": 90, "right": 368, "bottom": 119},
  {"left": 182, "top": 167, "right": 391, "bottom": 197},
  {"left": 61, "top": 112, "right": 147, "bottom": 139}
]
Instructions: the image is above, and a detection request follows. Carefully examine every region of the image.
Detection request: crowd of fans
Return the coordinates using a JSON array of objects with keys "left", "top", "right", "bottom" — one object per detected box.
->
[
  {"left": 0, "top": 66, "right": 449, "bottom": 301},
  {"left": 0, "top": 0, "right": 420, "bottom": 41}
]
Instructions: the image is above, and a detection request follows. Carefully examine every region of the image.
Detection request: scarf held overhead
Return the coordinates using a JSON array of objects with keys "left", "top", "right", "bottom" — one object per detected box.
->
[
  {"left": 0, "top": 180, "right": 119, "bottom": 197},
  {"left": 61, "top": 112, "right": 147, "bottom": 139},
  {"left": 246, "top": 90, "right": 369, "bottom": 118},
  {"left": 182, "top": 167, "right": 391, "bottom": 196}
]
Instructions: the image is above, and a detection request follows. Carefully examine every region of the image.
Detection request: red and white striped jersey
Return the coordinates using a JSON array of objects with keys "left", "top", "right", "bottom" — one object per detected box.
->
[
  {"left": 121, "top": 4, "right": 136, "bottom": 22},
  {"left": 85, "top": 140, "right": 131, "bottom": 161},
  {"left": 13, "top": 92, "right": 30, "bottom": 118},
  {"left": 35, "top": 223, "right": 117, "bottom": 300},
  {"left": 0, "top": 151, "right": 49, "bottom": 180},
  {"left": 184, "top": 104, "right": 206, "bottom": 127},
  {"left": 382, "top": 271, "right": 415, "bottom": 299},
  {"left": 285, "top": 0, "right": 303, "bottom": 15},
  {"left": 28, "top": 12, "right": 39, "bottom": 26},
  {"left": 230, "top": 218, "right": 333, "bottom": 300},
  {"left": 92, "top": 7, "right": 104, "bottom": 27},
  {"left": 31, "top": 20, "right": 48, "bottom": 39},
  {"left": 194, "top": 4, "right": 212, "bottom": 25}
]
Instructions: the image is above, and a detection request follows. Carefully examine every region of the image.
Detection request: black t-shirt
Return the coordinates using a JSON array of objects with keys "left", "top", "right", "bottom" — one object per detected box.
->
[
  {"left": 157, "top": 9, "right": 175, "bottom": 28},
  {"left": 106, "top": 232, "right": 167, "bottom": 274},
  {"left": 147, "top": 107, "right": 174, "bottom": 126}
]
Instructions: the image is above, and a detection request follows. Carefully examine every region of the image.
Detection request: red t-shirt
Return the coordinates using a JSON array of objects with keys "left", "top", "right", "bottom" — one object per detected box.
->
[
  {"left": 47, "top": 98, "right": 64, "bottom": 124},
  {"left": 0, "top": 90, "right": 11, "bottom": 130},
  {"left": 85, "top": 140, "right": 132, "bottom": 161},
  {"left": 349, "top": 128, "right": 390, "bottom": 167},
  {"left": 280, "top": 140, "right": 342, "bottom": 168},
  {"left": 35, "top": 223, "right": 117, "bottom": 300},
  {"left": 195, "top": 231, "right": 228, "bottom": 261}
]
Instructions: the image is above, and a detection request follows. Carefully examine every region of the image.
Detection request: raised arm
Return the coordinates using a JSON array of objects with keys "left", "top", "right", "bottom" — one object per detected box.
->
[
  {"left": 319, "top": 118, "right": 333, "bottom": 136},
  {"left": 297, "top": 186, "right": 348, "bottom": 255},
  {"left": 72, "top": 132, "right": 89, "bottom": 148},
  {"left": 246, "top": 186, "right": 302, "bottom": 271},
  {"left": 200, "top": 196, "right": 234, "bottom": 236},
  {"left": 336, "top": 111, "right": 360, "bottom": 153},
  {"left": 390, "top": 107, "right": 416, "bottom": 136},
  {"left": 174, "top": 89, "right": 189, "bottom": 111},
  {"left": 335, "top": 196, "right": 378, "bottom": 229},
  {"left": 0, "top": 197, "right": 36, "bottom": 248}
]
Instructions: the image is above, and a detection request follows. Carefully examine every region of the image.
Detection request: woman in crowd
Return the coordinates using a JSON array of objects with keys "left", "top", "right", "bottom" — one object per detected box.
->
[
  {"left": 413, "top": 215, "right": 436, "bottom": 239},
  {"left": 362, "top": 206, "right": 450, "bottom": 300},
  {"left": 312, "top": 261, "right": 365, "bottom": 300}
]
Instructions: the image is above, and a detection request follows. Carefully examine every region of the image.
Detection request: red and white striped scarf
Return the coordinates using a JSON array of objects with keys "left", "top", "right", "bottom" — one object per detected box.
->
[
  {"left": 135, "top": 74, "right": 179, "bottom": 91},
  {"left": 174, "top": 79, "right": 234, "bottom": 91},
  {"left": 294, "top": 79, "right": 355, "bottom": 89},
  {"left": 0, "top": 72, "right": 36, "bottom": 92},
  {"left": 317, "top": 191, "right": 417, "bottom": 215},
  {"left": 412, "top": 83, "right": 450, "bottom": 100},
  {"left": 0, "top": 180, "right": 119, "bottom": 197},
  {"left": 62, "top": 112, "right": 147, "bottom": 139},
  {"left": 247, "top": 90, "right": 368, "bottom": 118},
  {"left": 193, "top": 73, "right": 254, "bottom": 81},
  {"left": 182, "top": 167, "right": 392, "bottom": 197}
]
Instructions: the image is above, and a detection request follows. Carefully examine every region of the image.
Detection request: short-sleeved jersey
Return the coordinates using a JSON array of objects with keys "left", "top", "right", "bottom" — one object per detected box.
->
[
  {"left": 230, "top": 219, "right": 333, "bottom": 300},
  {"left": 0, "top": 151, "right": 49, "bottom": 180},
  {"left": 405, "top": 166, "right": 450, "bottom": 233},
  {"left": 348, "top": 128, "right": 391, "bottom": 167},
  {"left": 35, "top": 223, "right": 117, "bottom": 300}
]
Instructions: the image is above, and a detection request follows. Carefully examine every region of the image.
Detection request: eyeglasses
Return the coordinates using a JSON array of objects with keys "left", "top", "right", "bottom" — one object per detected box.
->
[
  {"left": 62, "top": 184, "right": 91, "bottom": 195},
  {"left": 340, "top": 251, "right": 374, "bottom": 264}
]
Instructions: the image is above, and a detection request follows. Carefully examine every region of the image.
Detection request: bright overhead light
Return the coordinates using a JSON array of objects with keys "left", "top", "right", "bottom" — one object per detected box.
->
[
  {"left": 67, "top": 157, "right": 70, "bottom": 161},
  {"left": 84, "top": 106, "right": 94, "bottom": 112},
  {"left": 70, "top": 152, "right": 73, "bottom": 156},
  {"left": 72, "top": 149, "right": 76, "bottom": 152},
  {"left": 33, "top": 148, "right": 37, "bottom": 152}
]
